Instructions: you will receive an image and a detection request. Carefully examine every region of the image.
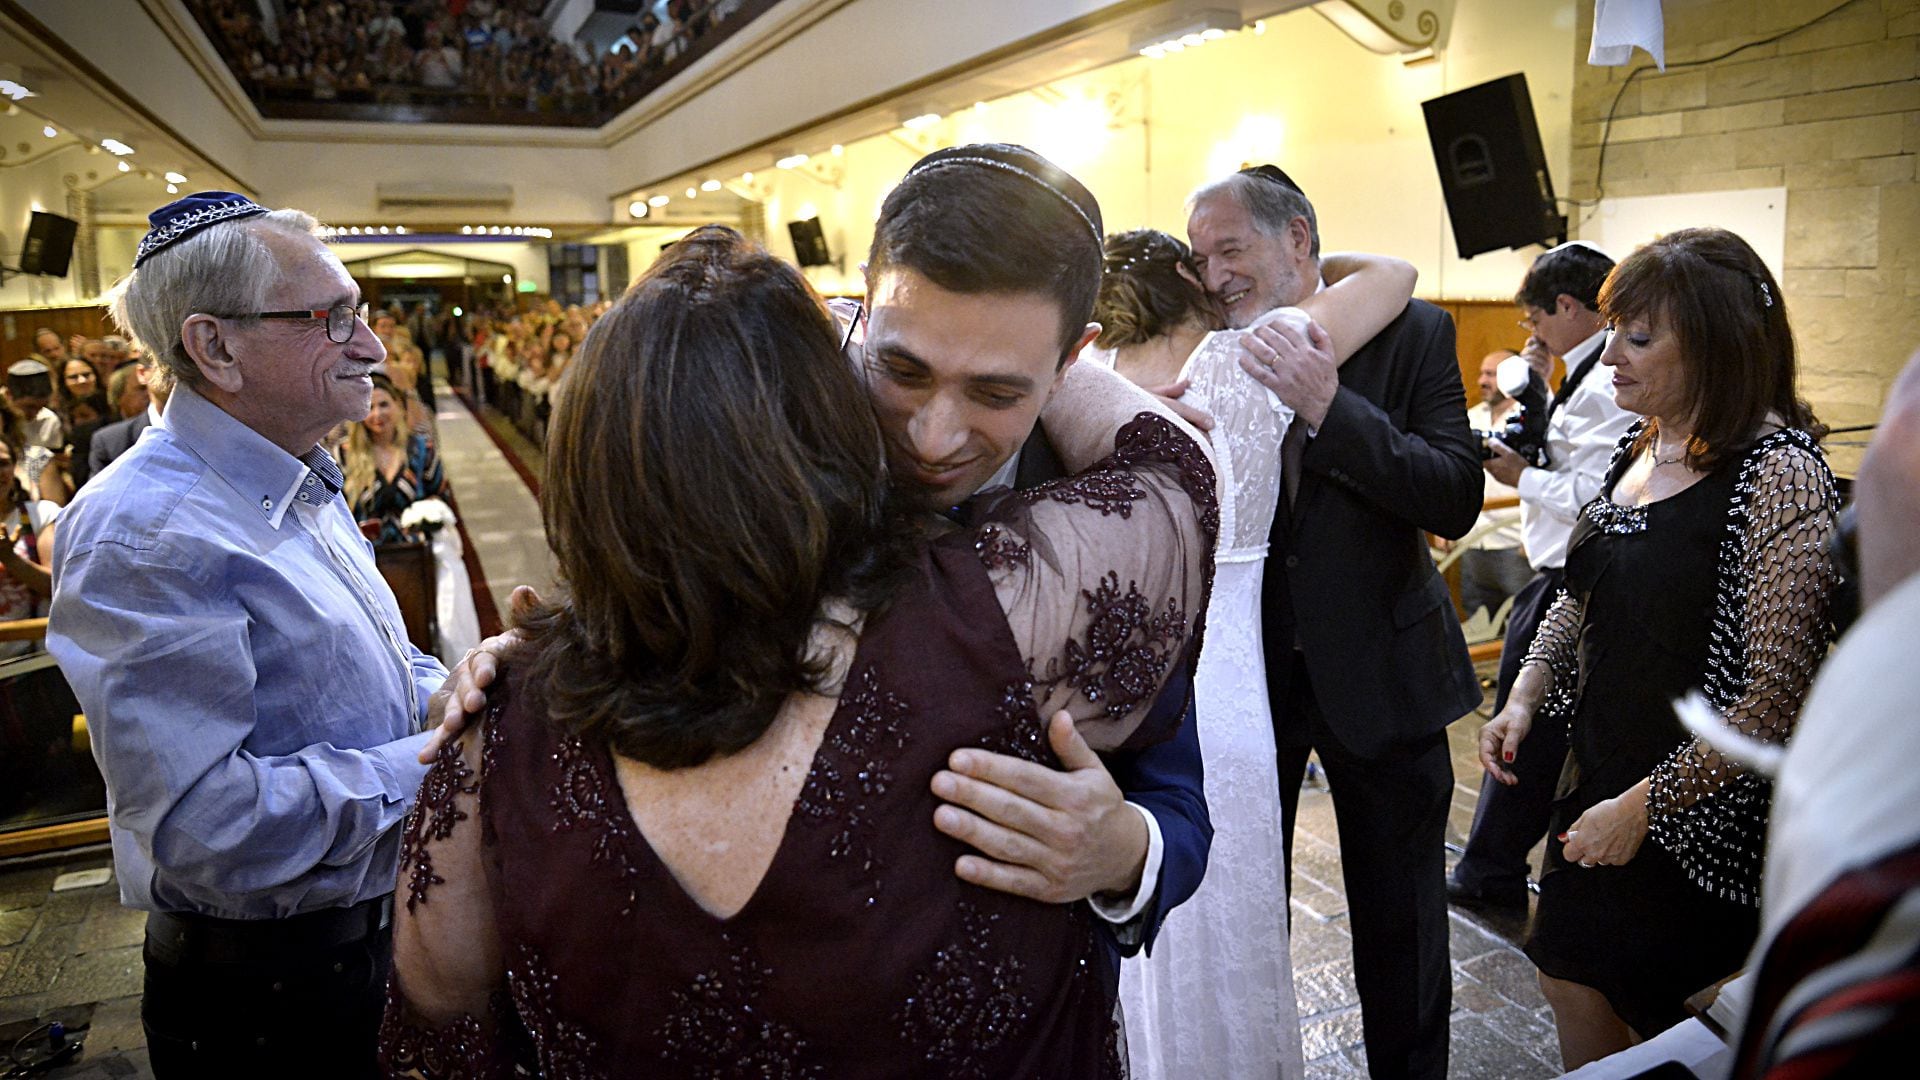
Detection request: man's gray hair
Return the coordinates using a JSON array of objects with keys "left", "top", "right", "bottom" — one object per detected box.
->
[
  {"left": 1189, "top": 172, "right": 1321, "bottom": 259},
  {"left": 106, "top": 208, "right": 322, "bottom": 387}
]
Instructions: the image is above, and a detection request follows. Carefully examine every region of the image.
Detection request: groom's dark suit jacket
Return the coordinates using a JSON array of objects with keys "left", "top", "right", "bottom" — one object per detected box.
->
[
  {"left": 1262, "top": 299, "right": 1483, "bottom": 756},
  {"left": 1008, "top": 431, "right": 1212, "bottom": 958}
]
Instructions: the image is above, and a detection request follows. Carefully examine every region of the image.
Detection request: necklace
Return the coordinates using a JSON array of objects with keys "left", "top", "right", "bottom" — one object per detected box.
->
[{"left": 1651, "top": 439, "right": 1689, "bottom": 468}]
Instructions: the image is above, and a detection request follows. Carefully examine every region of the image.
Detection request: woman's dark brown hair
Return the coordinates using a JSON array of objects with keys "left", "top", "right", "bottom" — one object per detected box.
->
[
  {"left": 1599, "top": 226, "right": 1822, "bottom": 471},
  {"left": 1093, "top": 229, "right": 1222, "bottom": 349},
  {"left": 520, "top": 225, "right": 912, "bottom": 769}
]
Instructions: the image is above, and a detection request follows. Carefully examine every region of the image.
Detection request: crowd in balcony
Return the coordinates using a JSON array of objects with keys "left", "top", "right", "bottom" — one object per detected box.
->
[{"left": 185, "top": 0, "right": 752, "bottom": 123}]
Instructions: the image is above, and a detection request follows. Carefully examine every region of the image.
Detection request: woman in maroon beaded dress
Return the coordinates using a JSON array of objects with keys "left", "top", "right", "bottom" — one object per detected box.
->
[{"left": 379, "top": 226, "right": 1215, "bottom": 1077}]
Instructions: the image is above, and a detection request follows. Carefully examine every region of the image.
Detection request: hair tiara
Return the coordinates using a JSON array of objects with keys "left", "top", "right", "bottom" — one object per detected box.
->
[{"left": 906, "top": 145, "right": 1102, "bottom": 246}]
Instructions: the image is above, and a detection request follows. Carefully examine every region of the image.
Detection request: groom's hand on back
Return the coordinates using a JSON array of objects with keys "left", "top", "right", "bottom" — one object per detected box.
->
[{"left": 930, "top": 710, "right": 1150, "bottom": 904}]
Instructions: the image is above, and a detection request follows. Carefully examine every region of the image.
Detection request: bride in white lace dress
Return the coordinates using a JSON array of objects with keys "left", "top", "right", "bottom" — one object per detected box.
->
[{"left": 1085, "top": 230, "right": 1416, "bottom": 1079}]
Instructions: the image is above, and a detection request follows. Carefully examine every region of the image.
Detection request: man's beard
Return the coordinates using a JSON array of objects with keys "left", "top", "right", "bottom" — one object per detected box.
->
[{"left": 1222, "top": 264, "right": 1304, "bottom": 329}]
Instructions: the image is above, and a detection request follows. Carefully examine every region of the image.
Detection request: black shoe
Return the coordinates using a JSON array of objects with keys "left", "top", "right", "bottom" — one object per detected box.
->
[{"left": 1446, "top": 875, "right": 1529, "bottom": 914}]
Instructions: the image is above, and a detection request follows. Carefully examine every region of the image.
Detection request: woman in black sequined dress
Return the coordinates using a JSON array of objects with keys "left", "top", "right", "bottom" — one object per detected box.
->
[{"left": 1478, "top": 228, "right": 1840, "bottom": 1068}]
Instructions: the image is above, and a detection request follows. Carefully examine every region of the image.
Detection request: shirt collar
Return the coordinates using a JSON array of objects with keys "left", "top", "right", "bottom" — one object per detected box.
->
[
  {"left": 1564, "top": 326, "right": 1609, "bottom": 366},
  {"left": 159, "top": 383, "right": 319, "bottom": 529},
  {"left": 976, "top": 450, "right": 1022, "bottom": 498}
]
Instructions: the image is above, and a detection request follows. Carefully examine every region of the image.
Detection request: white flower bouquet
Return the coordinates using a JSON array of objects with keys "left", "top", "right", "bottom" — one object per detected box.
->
[{"left": 399, "top": 497, "right": 457, "bottom": 535}]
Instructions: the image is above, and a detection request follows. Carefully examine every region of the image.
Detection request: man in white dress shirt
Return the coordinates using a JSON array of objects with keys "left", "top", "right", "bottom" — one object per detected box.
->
[{"left": 1449, "top": 241, "right": 1638, "bottom": 914}]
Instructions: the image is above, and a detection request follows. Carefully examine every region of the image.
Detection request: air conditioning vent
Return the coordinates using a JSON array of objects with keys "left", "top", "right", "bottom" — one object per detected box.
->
[{"left": 376, "top": 182, "right": 513, "bottom": 211}]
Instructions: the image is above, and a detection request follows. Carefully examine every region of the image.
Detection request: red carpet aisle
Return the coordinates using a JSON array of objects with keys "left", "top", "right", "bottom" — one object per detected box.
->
[{"left": 430, "top": 373, "right": 557, "bottom": 626}]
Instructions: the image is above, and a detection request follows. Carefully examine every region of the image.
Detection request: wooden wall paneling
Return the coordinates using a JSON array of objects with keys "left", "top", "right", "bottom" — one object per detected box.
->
[
  {"left": 1432, "top": 298, "right": 1567, "bottom": 402},
  {"left": 0, "top": 305, "right": 115, "bottom": 368}
]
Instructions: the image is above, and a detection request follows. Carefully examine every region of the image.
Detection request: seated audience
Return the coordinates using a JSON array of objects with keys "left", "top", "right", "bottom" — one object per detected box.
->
[
  {"left": 183, "top": 0, "right": 752, "bottom": 123},
  {"left": 0, "top": 439, "right": 58, "bottom": 656},
  {"left": 380, "top": 226, "right": 1214, "bottom": 1075},
  {"left": 1479, "top": 228, "right": 1840, "bottom": 1067},
  {"left": 339, "top": 373, "right": 447, "bottom": 546}
]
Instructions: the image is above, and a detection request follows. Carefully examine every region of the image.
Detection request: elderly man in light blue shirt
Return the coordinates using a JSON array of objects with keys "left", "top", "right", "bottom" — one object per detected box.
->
[{"left": 48, "top": 191, "right": 446, "bottom": 1078}]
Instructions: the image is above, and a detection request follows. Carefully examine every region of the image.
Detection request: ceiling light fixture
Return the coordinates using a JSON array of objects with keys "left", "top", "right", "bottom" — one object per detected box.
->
[
  {"left": 700, "top": 179, "right": 721, "bottom": 191},
  {"left": 1132, "top": 8, "right": 1241, "bottom": 58},
  {"left": 901, "top": 113, "right": 941, "bottom": 131},
  {"left": 166, "top": 183, "right": 178, "bottom": 194},
  {"left": 776, "top": 153, "right": 809, "bottom": 169},
  {"left": 648, "top": 194, "right": 670, "bottom": 206},
  {"left": 100, "top": 138, "right": 134, "bottom": 155},
  {"left": 42, "top": 124, "right": 57, "bottom": 138},
  {"left": 164, "top": 171, "right": 187, "bottom": 183},
  {"left": 685, "top": 186, "right": 697, "bottom": 198},
  {"left": 117, "top": 161, "right": 130, "bottom": 172},
  {"left": 628, "top": 200, "right": 649, "bottom": 218},
  {"left": 0, "top": 79, "right": 33, "bottom": 101}
]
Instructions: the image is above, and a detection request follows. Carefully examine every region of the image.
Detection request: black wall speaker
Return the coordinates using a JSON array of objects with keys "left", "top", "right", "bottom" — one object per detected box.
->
[
  {"left": 1421, "top": 74, "right": 1567, "bottom": 259},
  {"left": 19, "top": 211, "right": 79, "bottom": 277},
  {"left": 787, "top": 217, "right": 831, "bottom": 268}
]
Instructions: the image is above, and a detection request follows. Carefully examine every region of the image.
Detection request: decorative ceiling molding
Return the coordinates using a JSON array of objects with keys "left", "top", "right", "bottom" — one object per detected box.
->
[{"left": 1311, "top": 0, "right": 1451, "bottom": 54}]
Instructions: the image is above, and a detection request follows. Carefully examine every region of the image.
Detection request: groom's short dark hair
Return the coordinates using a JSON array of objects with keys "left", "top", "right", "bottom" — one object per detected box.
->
[{"left": 866, "top": 144, "right": 1103, "bottom": 361}]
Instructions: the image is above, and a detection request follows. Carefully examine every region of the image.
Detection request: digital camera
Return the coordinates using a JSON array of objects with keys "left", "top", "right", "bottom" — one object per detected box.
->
[{"left": 1476, "top": 355, "right": 1551, "bottom": 467}]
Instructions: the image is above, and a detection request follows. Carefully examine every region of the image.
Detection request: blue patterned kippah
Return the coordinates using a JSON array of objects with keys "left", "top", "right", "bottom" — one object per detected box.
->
[{"left": 134, "top": 191, "right": 269, "bottom": 268}]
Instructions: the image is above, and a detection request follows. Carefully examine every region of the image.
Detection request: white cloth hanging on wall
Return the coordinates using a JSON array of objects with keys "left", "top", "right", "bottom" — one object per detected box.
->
[{"left": 1590, "top": 0, "right": 1665, "bottom": 71}]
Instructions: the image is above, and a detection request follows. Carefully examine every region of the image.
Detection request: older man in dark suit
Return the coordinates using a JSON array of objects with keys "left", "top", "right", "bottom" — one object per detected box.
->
[
  {"left": 1188, "top": 166, "right": 1482, "bottom": 1080},
  {"left": 88, "top": 366, "right": 171, "bottom": 479}
]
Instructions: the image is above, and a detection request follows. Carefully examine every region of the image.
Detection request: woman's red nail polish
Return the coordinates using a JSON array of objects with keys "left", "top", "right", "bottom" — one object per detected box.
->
[
  {"left": 1556, "top": 832, "right": 1568, "bottom": 842},
  {"left": 1503, "top": 750, "right": 1514, "bottom": 763}
]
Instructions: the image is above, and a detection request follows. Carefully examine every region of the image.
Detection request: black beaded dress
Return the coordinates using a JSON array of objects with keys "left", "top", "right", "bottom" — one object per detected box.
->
[
  {"left": 1522, "top": 423, "right": 1838, "bottom": 1034},
  {"left": 379, "top": 414, "right": 1217, "bottom": 1078}
]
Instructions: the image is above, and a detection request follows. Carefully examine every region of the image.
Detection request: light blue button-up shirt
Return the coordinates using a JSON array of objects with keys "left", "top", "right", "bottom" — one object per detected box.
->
[{"left": 48, "top": 383, "right": 445, "bottom": 919}]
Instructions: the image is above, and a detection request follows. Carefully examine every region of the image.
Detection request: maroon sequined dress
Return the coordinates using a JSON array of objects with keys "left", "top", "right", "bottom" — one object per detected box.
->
[{"left": 381, "top": 414, "right": 1217, "bottom": 1078}]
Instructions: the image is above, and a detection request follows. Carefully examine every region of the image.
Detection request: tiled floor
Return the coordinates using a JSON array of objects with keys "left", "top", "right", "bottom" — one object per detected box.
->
[
  {"left": 1291, "top": 700, "right": 1564, "bottom": 1078},
  {"left": 0, "top": 376, "right": 1567, "bottom": 1076}
]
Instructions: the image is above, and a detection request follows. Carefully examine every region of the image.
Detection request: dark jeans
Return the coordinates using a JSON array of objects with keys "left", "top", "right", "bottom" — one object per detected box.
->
[
  {"left": 141, "top": 914, "right": 391, "bottom": 1079},
  {"left": 1278, "top": 651, "right": 1452, "bottom": 1080},
  {"left": 1453, "top": 567, "right": 1570, "bottom": 897}
]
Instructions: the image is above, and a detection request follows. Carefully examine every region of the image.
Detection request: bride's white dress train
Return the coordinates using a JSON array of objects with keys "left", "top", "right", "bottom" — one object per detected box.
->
[{"left": 1099, "top": 327, "right": 1306, "bottom": 1079}]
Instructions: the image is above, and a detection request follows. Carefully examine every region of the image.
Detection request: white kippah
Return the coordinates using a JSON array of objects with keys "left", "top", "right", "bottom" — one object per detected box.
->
[{"left": 1543, "top": 239, "right": 1611, "bottom": 260}]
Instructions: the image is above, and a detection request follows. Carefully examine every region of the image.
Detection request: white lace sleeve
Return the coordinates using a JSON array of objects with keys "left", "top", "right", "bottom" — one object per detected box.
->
[{"left": 1179, "top": 327, "right": 1294, "bottom": 554}]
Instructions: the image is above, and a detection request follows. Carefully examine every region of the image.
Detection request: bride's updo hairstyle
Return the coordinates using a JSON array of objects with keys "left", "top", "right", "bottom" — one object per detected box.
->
[
  {"left": 521, "top": 225, "right": 913, "bottom": 769},
  {"left": 1599, "top": 226, "right": 1821, "bottom": 472},
  {"left": 869, "top": 143, "right": 1103, "bottom": 361},
  {"left": 1094, "top": 229, "right": 1221, "bottom": 349}
]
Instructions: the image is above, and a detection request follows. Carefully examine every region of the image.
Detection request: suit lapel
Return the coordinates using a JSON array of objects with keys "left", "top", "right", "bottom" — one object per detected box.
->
[{"left": 1013, "top": 426, "right": 1066, "bottom": 489}]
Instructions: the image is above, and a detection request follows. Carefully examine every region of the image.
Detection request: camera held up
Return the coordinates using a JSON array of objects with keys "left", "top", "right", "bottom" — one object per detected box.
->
[{"left": 1477, "top": 354, "right": 1551, "bottom": 467}]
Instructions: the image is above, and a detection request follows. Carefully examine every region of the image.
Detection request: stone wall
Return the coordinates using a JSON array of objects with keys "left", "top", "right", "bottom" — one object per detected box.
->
[{"left": 1569, "top": 0, "right": 1919, "bottom": 468}]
